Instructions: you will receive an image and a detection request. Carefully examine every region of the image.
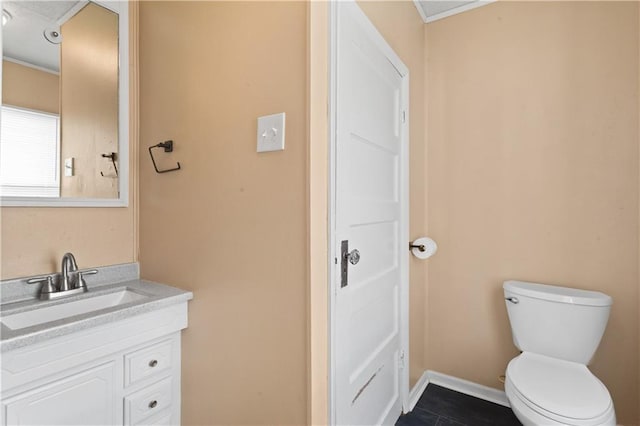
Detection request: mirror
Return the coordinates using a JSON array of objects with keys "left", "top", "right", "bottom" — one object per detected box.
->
[{"left": 1, "top": 0, "right": 128, "bottom": 207}]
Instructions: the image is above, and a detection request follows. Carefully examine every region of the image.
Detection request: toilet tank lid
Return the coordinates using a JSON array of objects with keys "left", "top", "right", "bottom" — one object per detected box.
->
[{"left": 504, "top": 281, "right": 612, "bottom": 307}]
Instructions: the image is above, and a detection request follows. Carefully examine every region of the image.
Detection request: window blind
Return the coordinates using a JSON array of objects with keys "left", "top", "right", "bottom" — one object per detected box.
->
[{"left": 0, "top": 105, "right": 60, "bottom": 197}]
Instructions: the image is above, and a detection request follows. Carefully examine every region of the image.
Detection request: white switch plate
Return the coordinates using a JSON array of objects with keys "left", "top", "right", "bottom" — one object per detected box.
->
[
  {"left": 64, "top": 158, "right": 74, "bottom": 177},
  {"left": 257, "top": 112, "right": 285, "bottom": 153}
]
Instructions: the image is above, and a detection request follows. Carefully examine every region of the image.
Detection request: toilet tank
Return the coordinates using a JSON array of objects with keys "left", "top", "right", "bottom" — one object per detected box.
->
[{"left": 504, "top": 280, "right": 612, "bottom": 364}]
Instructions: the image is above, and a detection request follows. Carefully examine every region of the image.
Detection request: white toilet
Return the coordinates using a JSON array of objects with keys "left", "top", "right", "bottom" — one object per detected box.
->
[{"left": 503, "top": 280, "right": 616, "bottom": 426}]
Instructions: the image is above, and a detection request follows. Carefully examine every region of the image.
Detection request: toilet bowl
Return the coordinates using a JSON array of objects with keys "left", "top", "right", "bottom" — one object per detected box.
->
[
  {"left": 505, "top": 353, "right": 615, "bottom": 426},
  {"left": 503, "top": 281, "right": 615, "bottom": 426}
]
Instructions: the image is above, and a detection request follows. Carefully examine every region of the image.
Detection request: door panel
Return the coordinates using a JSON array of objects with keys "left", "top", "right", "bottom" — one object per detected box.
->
[
  {"left": 348, "top": 135, "right": 399, "bottom": 203},
  {"left": 348, "top": 282, "right": 399, "bottom": 371},
  {"left": 349, "top": 222, "right": 398, "bottom": 285},
  {"left": 334, "top": 2, "right": 407, "bottom": 425},
  {"left": 348, "top": 351, "right": 399, "bottom": 426}
]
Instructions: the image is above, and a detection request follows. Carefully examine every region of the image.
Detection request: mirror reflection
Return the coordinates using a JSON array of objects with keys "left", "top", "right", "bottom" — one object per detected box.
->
[{"left": 1, "top": 1, "right": 119, "bottom": 199}]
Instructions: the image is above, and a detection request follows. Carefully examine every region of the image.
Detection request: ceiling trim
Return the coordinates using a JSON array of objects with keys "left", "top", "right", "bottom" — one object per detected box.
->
[
  {"left": 412, "top": 0, "right": 429, "bottom": 23},
  {"left": 3, "top": 56, "right": 60, "bottom": 75},
  {"left": 414, "top": 0, "right": 496, "bottom": 24}
]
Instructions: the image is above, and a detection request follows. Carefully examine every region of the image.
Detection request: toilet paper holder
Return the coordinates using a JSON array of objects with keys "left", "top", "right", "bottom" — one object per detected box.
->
[
  {"left": 409, "top": 237, "right": 438, "bottom": 260},
  {"left": 409, "top": 243, "right": 427, "bottom": 252}
]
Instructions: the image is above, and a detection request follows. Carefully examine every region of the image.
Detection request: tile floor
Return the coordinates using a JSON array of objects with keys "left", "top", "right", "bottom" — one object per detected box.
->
[{"left": 396, "top": 384, "right": 522, "bottom": 426}]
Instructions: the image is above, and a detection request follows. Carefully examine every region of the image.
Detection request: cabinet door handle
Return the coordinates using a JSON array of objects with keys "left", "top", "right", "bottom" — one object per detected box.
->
[
  {"left": 149, "top": 400, "right": 158, "bottom": 409},
  {"left": 149, "top": 359, "right": 158, "bottom": 367}
]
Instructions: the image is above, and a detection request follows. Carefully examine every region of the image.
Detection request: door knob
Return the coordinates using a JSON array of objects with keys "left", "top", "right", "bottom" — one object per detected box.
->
[{"left": 345, "top": 249, "right": 360, "bottom": 265}]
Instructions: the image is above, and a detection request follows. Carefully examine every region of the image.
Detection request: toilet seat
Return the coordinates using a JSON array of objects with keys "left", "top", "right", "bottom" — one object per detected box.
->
[{"left": 506, "top": 353, "right": 614, "bottom": 426}]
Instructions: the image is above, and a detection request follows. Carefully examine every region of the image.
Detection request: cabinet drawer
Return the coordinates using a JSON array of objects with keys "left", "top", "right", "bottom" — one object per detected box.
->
[
  {"left": 137, "top": 409, "right": 172, "bottom": 426},
  {"left": 124, "top": 339, "right": 173, "bottom": 386},
  {"left": 124, "top": 377, "right": 172, "bottom": 425}
]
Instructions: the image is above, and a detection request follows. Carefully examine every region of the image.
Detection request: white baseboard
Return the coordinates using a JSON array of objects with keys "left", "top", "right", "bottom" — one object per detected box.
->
[
  {"left": 407, "top": 371, "right": 430, "bottom": 412},
  {"left": 426, "top": 370, "right": 510, "bottom": 408}
]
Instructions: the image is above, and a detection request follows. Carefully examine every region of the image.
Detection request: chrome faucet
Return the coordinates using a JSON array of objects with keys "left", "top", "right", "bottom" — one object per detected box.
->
[
  {"left": 60, "top": 252, "right": 78, "bottom": 291},
  {"left": 26, "top": 253, "right": 98, "bottom": 300}
]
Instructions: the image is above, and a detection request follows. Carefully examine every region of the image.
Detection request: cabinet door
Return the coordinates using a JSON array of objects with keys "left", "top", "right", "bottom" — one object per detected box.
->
[{"left": 3, "top": 362, "right": 117, "bottom": 426}]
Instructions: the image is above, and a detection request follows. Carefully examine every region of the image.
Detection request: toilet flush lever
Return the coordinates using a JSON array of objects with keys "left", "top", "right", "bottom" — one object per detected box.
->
[{"left": 505, "top": 297, "right": 519, "bottom": 304}]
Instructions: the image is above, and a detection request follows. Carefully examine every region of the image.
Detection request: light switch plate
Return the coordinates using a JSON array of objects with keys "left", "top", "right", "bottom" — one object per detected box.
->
[{"left": 257, "top": 112, "right": 285, "bottom": 153}]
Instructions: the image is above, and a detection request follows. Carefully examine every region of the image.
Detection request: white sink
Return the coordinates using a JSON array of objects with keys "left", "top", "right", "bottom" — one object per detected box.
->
[{"left": 1, "top": 289, "right": 148, "bottom": 330}]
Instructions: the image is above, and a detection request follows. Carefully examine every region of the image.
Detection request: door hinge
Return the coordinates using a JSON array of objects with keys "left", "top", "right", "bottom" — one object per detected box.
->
[
  {"left": 399, "top": 351, "right": 406, "bottom": 370},
  {"left": 402, "top": 110, "right": 406, "bottom": 124}
]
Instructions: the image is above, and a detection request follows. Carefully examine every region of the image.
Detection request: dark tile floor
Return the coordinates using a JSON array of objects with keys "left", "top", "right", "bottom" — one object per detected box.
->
[{"left": 396, "top": 384, "right": 522, "bottom": 426}]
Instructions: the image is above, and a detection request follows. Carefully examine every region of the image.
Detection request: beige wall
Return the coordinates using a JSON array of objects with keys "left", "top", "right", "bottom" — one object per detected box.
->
[
  {"left": 60, "top": 3, "right": 119, "bottom": 198},
  {"left": 358, "top": 0, "right": 428, "bottom": 389},
  {"left": 0, "top": 3, "right": 138, "bottom": 280},
  {"left": 138, "top": 2, "right": 308, "bottom": 424},
  {"left": 2, "top": 60, "right": 59, "bottom": 114},
  {"left": 426, "top": 2, "right": 639, "bottom": 424}
]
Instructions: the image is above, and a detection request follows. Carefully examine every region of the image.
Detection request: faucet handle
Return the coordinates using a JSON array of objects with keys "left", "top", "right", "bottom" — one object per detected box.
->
[
  {"left": 76, "top": 269, "right": 98, "bottom": 289},
  {"left": 26, "top": 275, "right": 57, "bottom": 294},
  {"left": 26, "top": 276, "right": 51, "bottom": 284}
]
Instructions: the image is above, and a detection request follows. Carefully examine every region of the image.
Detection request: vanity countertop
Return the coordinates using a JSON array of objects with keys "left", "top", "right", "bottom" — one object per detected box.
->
[{"left": 0, "top": 264, "right": 193, "bottom": 352}]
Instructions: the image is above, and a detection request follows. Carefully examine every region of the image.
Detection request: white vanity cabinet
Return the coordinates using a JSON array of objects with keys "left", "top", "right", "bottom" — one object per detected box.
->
[{"left": 1, "top": 302, "right": 188, "bottom": 426}]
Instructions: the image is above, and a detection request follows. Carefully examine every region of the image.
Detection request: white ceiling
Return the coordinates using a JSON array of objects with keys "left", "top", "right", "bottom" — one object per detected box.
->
[
  {"left": 2, "top": 1, "right": 84, "bottom": 72},
  {"left": 414, "top": 0, "right": 494, "bottom": 23}
]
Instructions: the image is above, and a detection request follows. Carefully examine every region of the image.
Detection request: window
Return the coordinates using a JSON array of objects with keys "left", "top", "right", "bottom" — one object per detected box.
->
[{"left": 0, "top": 105, "right": 61, "bottom": 197}]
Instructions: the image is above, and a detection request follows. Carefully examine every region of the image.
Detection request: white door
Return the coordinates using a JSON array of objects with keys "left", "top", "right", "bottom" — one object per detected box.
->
[{"left": 333, "top": 2, "right": 409, "bottom": 425}]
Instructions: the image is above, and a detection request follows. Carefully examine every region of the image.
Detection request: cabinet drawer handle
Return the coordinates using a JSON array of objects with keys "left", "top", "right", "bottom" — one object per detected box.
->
[
  {"left": 149, "top": 400, "right": 158, "bottom": 409},
  {"left": 149, "top": 359, "right": 158, "bottom": 367}
]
